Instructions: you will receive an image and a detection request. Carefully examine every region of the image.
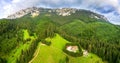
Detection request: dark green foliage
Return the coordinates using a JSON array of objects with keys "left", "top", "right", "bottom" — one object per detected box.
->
[
  {"left": 41, "top": 39, "right": 51, "bottom": 46},
  {"left": 45, "top": 23, "right": 56, "bottom": 38},
  {"left": 65, "top": 56, "right": 69, "bottom": 63},
  {"left": 0, "top": 58, "right": 7, "bottom": 63},
  {"left": 59, "top": 20, "right": 120, "bottom": 63},
  {"left": 25, "top": 38, "right": 31, "bottom": 42},
  {"left": 18, "top": 39, "right": 39, "bottom": 63}
]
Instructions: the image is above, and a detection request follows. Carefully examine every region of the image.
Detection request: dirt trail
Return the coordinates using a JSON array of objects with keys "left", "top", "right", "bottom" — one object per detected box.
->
[
  {"left": 29, "top": 45, "right": 40, "bottom": 63},
  {"left": 29, "top": 43, "right": 46, "bottom": 63}
]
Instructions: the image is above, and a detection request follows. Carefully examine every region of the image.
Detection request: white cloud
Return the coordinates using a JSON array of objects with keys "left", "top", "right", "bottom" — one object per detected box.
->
[
  {"left": 79, "top": 0, "right": 120, "bottom": 25},
  {"left": 117, "top": 7, "right": 120, "bottom": 14},
  {"left": 12, "top": 0, "right": 21, "bottom": 3},
  {"left": 0, "top": 0, "right": 41, "bottom": 18}
]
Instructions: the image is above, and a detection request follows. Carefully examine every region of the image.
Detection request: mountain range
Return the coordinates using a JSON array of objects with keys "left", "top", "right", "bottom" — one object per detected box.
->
[{"left": 0, "top": 7, "right": 120, "bottom": 63}]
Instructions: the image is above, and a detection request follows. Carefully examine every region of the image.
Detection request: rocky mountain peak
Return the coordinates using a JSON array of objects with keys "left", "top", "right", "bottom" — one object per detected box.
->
[
  {"left": 55, "top": 8, "right": 77, "bottom": 16},
  {"left": 7, "top": 7, "right": 40, "bottom": 19},
  {"left": 6, "top": 7, "right": 108, "bottom": 22}
]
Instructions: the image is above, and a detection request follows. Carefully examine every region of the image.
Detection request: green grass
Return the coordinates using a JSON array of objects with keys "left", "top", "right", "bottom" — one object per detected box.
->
[
  {"left": 31, "top": 34, "right": 103, "bottom": 63},
  {"left": 46, "top": 34, "right": 69, "bottom": 49},
  {"left": 31, "top": 43, "right": 66, "bottom": 63},
  {"left": 68, "top": 53, "right": 103, "bottom": 63},
  {"left": 7, "top": 29, "right": 36, "bottom": 63},
  {"left": 32, "top": 34, "right": 68, "bottom": 63},
  {"left": 23, "top": 30, "right": 30, "bottom": 40}
]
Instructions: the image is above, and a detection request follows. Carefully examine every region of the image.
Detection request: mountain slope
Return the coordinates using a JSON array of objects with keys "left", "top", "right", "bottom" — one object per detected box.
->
[
  {"left": 31, "top": 34, "right": 103, "bottom": 63},
  {"left": 0, "top": 7, "right": 120, "bottom": 63}
]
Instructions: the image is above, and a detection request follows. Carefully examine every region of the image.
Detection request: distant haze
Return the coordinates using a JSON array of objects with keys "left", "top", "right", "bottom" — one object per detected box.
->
[{"left": 0, "top": 0, "right": 120, "bottom": 25}]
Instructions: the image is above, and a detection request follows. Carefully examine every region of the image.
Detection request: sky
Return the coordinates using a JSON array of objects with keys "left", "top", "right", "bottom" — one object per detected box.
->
[{"left": 0, "top": 0, "right": 120, "bottom": 25}]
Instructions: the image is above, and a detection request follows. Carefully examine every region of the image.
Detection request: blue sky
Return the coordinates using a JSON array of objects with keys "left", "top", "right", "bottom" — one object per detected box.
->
[{"left": 0, "top": 0, "right": 120, "bottom": 25}]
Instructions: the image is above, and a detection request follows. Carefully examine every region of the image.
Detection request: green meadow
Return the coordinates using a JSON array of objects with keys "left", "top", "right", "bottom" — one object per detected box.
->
[{"left": 31, "top": 34, "right": 103, "bottom": 63}]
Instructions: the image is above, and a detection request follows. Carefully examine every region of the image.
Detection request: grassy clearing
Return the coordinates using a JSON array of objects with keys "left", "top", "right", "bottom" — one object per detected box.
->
[
  {"left": 68, "top": 53, "right": 103, "bottom": 63},
  {"left": 31, "top": 34, "right": 103, "bottom": 63},
  {"left": 23, "top": 29, "right": 30, "bottom": 40},
  {"left": 7, "top": 29, "right": 36, "bottom": 63},
  {"left": 46, "top": 34, "right": 69, "bottom": 49},
  {"left": 32, "top": 34, "right": 68, "bottom": 63},
  {"left": 31, "top": 43, "right": 66, "bottom": 63}
]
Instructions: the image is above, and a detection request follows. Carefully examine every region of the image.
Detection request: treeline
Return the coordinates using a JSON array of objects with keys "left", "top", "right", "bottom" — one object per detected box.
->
[
  {"left": 16, "top": 22, "right": 57, "bottom": 63},
  {"left": 45, "top": 23, "right": 56, "bottom": 38},
  {"left": 57, "top": 29, "right": 78, "bottom": 42},
  {"left": 0, "top": 17, "right": 39, "bottom": 63},
  {"left": 79, "top": 39, "right": 120, "bottom": 63},
  {"left": 16, "top": 39, "right": 39, "bottom": 63},
  {"left": 0, "top": 19, "right": 22, "bottom": 63},
  {"left": 57, "top": 28, "right": 120, "bottom": 63}
]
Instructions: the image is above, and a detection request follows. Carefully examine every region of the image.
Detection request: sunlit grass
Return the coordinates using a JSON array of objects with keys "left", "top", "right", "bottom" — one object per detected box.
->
[{"left": 31, "top": 34, "right": 103, "bottom": 63}]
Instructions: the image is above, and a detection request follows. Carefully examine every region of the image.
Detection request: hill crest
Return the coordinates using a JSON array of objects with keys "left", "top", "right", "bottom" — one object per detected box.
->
[{"left": 7, "top": 7, "right": 108, "bottom": 22}]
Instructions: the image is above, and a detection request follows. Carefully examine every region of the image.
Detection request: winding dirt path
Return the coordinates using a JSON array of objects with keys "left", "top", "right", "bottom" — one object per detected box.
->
[
  {"left": 29, "top": 44, "right": 40, "bottom": 63},
  {"left": 29, "top": 43, "right": 46, "bottom": 63}
]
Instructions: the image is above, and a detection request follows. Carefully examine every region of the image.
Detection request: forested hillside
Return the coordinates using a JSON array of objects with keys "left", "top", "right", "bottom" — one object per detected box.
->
[{"left": 0, "top": 8, "right": 120, "bottom": 63}]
